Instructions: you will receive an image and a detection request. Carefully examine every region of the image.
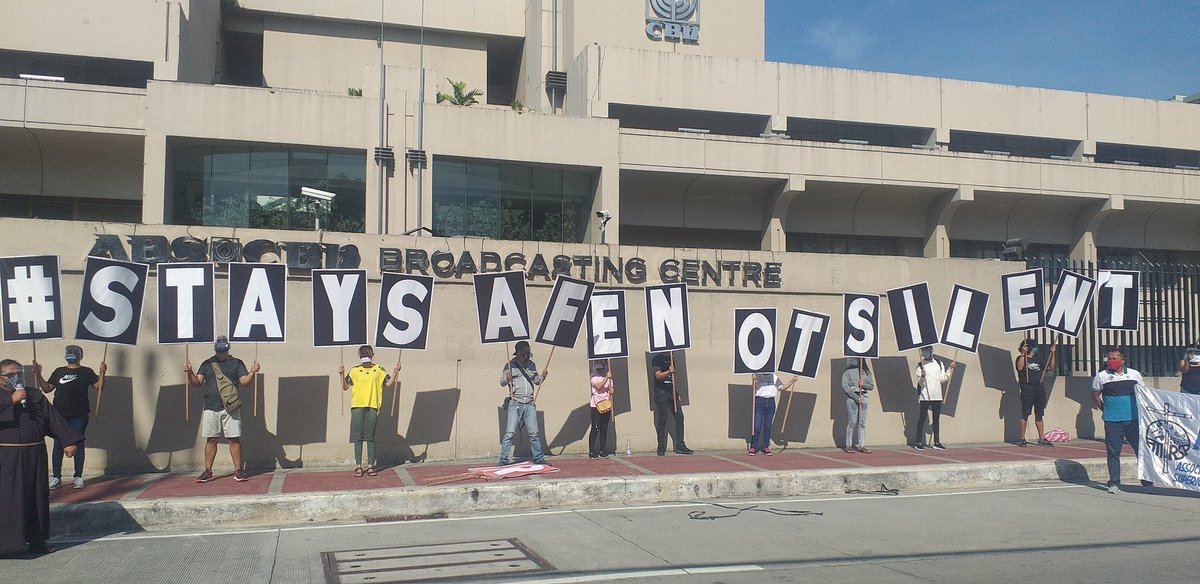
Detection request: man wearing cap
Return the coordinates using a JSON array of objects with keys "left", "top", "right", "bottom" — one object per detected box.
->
[
  {"left": 498, "top": 341, "right": 549, "bottom": 466},
  {"left": 36, "top": 345, "right": 105, "bottom": 489},
  {"left": 184, "top": 335, "right": 259, "bottom": 483}
]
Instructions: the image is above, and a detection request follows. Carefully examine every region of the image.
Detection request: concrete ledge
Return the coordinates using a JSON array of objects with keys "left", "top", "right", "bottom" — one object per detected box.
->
[{"left": 51, "top": 456, "right": 1128, "bottom": 536}]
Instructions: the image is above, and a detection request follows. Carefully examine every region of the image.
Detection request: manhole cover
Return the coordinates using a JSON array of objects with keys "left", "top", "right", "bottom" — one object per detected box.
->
[{"left": 322, "top": 538, "right": 553, "bottom": 583}]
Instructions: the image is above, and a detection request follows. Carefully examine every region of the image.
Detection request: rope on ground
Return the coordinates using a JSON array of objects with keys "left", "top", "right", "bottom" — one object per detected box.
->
[
  {"left": 845, "top": 483, "right": 900, "bottom": 496},
  {"left": 687, "top": 503, "right": 823, "bottom": 521}
]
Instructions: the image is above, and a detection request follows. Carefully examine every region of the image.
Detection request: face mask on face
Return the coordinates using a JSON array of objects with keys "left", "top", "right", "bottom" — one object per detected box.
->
[
  {"left": 360, "top": 357, "right": 372, "bottom": 364},
  {"left": 1107, "top": 358, "right": 1122, "bottom": 371}
]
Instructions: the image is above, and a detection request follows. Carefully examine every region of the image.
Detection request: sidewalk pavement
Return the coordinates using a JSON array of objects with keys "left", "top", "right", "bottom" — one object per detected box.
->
[{"left": 48, "top": 440, "right": 1131, "bottom": 537}]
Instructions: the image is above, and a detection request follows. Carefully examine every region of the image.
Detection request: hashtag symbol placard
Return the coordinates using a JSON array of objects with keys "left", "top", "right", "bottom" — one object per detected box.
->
[{"left": 0, "top": 255, "right": 63, "bottom": 342}]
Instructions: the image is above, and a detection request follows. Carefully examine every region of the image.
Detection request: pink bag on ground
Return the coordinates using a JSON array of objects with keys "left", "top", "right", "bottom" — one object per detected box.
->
[{"left": 1043, "top": 428, "right": 1071, "bottom": 442}]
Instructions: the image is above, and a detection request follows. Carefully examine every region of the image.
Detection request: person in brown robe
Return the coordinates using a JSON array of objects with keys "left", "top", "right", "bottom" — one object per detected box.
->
[{"left": 0, "top": 358, "right": 82, "bottom": 555}]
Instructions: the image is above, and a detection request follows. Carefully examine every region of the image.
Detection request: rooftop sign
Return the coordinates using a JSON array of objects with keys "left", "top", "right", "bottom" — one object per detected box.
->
[{"left": 646, "top": 0, "right": 699, "bottom": 44}]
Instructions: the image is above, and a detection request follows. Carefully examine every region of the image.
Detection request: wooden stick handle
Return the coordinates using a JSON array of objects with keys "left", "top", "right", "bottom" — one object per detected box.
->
[
  {"left": 94, "top": 343, "right": 110, "bottom": 416},
  {"left": 340, "top": 347, "right": 345, "bottom": 416},
  {"left": 184, "top": 345, "right": 190, "bottom": 421},
  {"left": 253, "top": 344, "right": 259, "bottom": 417},
  {"left": 390, "top": 350, "right": 402, "bottom": 418},
  {"left": 670, "top": 351, "right": 679, "bottom": 413},
  {"left": 532, "top": 346, "right": 556, "bottom": 404}
]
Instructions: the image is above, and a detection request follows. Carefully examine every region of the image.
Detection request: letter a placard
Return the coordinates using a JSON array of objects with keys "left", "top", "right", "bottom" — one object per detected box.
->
[
  {"left": 75, "top": 256, "right": 149, "bottom": 346},
  {"left": 473, "top": 271, "right": 530, "bottom": 344},
  {"left": 228, "top": 263, "right": 287, "bottom": 343}
]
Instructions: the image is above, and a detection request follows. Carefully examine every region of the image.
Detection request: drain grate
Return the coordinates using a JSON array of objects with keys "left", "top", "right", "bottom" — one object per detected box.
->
[{"left": 322, "top": 538, "right": 553, "bottom": 583}]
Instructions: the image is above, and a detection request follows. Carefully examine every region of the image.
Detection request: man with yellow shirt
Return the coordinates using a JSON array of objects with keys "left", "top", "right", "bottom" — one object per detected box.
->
[{"left": 339, "top": 345, "right": 399, "bottom": 477}]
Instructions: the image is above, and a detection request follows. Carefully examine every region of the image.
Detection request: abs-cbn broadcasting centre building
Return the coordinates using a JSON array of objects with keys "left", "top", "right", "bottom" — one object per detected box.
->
[{"left": 1, "top": 0, "right": 1199, "bottom": 469}]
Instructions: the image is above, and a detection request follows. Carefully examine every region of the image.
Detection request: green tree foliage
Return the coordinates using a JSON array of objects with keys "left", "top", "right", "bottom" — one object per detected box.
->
[{"left": 436, "top": 79, "right": 483, "bottom": 106}]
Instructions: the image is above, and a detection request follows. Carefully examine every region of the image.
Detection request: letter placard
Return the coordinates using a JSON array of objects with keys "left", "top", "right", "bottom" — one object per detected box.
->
[
  {"left": 1001, "top": 269, "right": 1045, "bottom": 333},
  {"left": 586, "top": 290, "right": 628, "bottom": 359},
  {"left": 940, "top": 284, "right": 989, "bottom": 353},
  {"left": 535, "top": 276, "right": 595, "bottom": 348},
  {"left": 1097, "top": 270, "right": 1139, "bottom": 331},
  {"left": 886, "top": 282, "right": 939, "bottom": 352},
  {"left": 645, "top": 283, "right": 691, "bottom": 352},
  {"left": 1045, "top": 270, "right": 1097, "bottom": 338},
  {"left": 75, "top": 257, "right": 148, "bottom": 346},
  {"left": 778, "top": 309, "right": 831, "bottom": 379},
  {"left": 843, "top": 293, "right": 879, "bottom": 358},
  {"left": 157, "top": 263, "right": 215, "bottom": 344},
  {"left": 0, "top": 255, "right": 63, "bottom": 342},
  {"left": 376, "top": 273, "right": 434, "bottom": 350},
  {"left": 228, "top": 263, "right": 287, "bottom": 343},
  {"left": 312, "top": 269, "right": 368, "bottom": 347},
  {"left": 473, "top": 271, "right": 530, "bottom": 344},
  {"left": 734, "top": 308, "right": 776, "bottom": 374}
]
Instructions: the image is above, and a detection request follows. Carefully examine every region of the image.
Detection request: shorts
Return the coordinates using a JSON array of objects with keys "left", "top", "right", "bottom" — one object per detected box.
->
[
  {"left": 201, "top": 408, "right": 242, "bottom": 439},
  {"left": 1019, "top": 384, "right": 1047, "bottom": 418}
]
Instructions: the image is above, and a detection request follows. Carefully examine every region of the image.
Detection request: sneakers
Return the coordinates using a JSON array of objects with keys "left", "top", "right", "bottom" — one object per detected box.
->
[
  {"left": 1037, "top": 438, "right": 1055, "bottom": 447},
  {"left": 1017, "top": 439, "right": 1029, "bottom": 447},
  {"left": 748, "top": 446, "right": 756, "bottom": 456},
  {"left": 914, "top": 443, "right": 926, "bottom": 451},
  {"left": 196, "top": 469, "right": 214, "bottom": 483},
  {"left": 656, "top": 449, "right": 666, "bottom": 456},
  {"left": 933, "top": 443, "right": 947, "bottom": 450},
  {"left": 48, "top": 477, "right": 61, "bottom": 490},
  {"left": 233, "top": 470, "right": 248, "bottom": 482},
  {"left": 73, "top": 477, "right": 85, "bottom": 489},
  {"left": 1107, "top": 483, "right": 1120, "bottom": 494},
  {"left": 588, "top": 453, "right": 600, "bottom": 460},
  {"left": 673, "top": 445, "right": 694, "bottom": 455},
  {"left": 762, "top": 448, "right": 773, "bottom": 456}
]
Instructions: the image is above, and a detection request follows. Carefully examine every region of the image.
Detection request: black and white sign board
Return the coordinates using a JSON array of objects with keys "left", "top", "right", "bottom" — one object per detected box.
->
[
  {"left": 157, "top": 263, "right": 215, "bottom": 345},
  {"left": 1045, "top": 269, "right": 1098, "bottom": 338},
  {"left": 843, "top": 293, "right": 880, "bottom": 358},
  {"left": 535, "top": 276, "right": 595, "bottom": 348},
  {"left": 75, "top": 257, "right": 148, "bottom": 346},
  {"left": 1001, "top": 269, "right": 1045, "bottom": 333},
  {"left": 645, "top": 283, "right": 691, "bottom": 353},
  {"left": 228, "top": 263, "right": 287, "bottom": 343},
  {"left": 586, "top": 290, "right": 628, "bottom": 359},
  {"left": 1097, "top": 270, "right": 1139, "bottom": 331},
  {"left": 778, "top": 309, "right": 831, "bottom": 379},
  {"left": 473, "top": 271, "right": 530, "bottom": 344},
  {"left": 375, "top": 273, "right": 435, "bottom": 350},
  {"left": 733, "top": 308, "right": 776, "bottom": 374},
  {"left": 0, "top": 255, "right": 63, "bottom": 342},
  {"left": 886, "top": 282, "right": 939, "bottom": 352},
  {"left": 940, "top": 284, "right": 989, "bottom": 353},
  {"left": 312, "top": 269, "right": 368, "bottom": 347}
]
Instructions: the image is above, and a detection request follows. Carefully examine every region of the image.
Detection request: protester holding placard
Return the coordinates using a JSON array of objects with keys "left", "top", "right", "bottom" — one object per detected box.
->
[
  {"left": 588, "top": 360, "right": 613, "bottom": 459},
  {"left": 913, "top": 346, "right": 955, "bottom": 450},
  {"left": 37, "top": 345, "right": 106, "bottom": 489},
  {"left": 651, "top": 352, "right": 692, "bottom": 456},
  {"left": 498, "top": 341, "right": 549, "bottom": 466},
  {"left": 340, "top": 345, "right": 398, "bottom": 477},
  {"left": 1014, "top": 338, "right": 1057, "bottom": 447},
  {"left": 1092, "top": 349, "right": 1153, "bottom": 494},
  {"left": 841, "top": 358, "right": 874, "bottom": 454},
  {"left": 184, "top": 335, "right": 259, "bottom": 483},
  {"left": 748, "top": 371, "right": 796, "bottom": 456},
  {"left": 1179, "top": 342, "right": 1200, "bottom": 395}
]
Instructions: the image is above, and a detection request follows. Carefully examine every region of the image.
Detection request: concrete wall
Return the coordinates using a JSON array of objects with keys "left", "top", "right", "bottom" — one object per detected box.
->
[
  {"left": 0, "top": 218, "right": 1149, "bottom": 474},
  {"left": 237, "top": 0, "right": 526, "bottom": 38}
]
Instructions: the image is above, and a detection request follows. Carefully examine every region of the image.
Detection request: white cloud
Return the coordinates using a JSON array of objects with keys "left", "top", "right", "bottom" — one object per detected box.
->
[{"left": 804, "top": 18, "right": 873, "bottom": 65}]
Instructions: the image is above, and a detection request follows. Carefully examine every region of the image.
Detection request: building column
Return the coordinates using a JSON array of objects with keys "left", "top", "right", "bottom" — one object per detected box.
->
[
  {"left": 141, "top": 133, "right": 167, "bottom": 225},
  {"left": 923, "top": 187, "right": 973, "bottom": 258},
  {"left": 761, "top": 175, "right": 804, "bottom": 252},
  {"left": 1071, "top": 195, "right": 1123, "bottom": 263}
]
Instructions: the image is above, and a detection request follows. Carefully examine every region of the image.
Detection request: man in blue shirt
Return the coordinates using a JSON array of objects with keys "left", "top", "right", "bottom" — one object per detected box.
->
[{"left": 1091, "top": 348, "right": 1152, "bottom": 494}]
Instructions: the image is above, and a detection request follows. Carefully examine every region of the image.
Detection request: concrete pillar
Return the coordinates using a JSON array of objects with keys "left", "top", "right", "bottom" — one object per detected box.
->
[
  {"left": 923, "top": 187, "right": 973, "bottom": 258},
  {"left": 1071, "top": 195, "right": 1123, "bottom": 263},
  {"left": 141, "top": 133, "right": 167, "bottom": 225},
  {"left": 760, "top": 175, "right": 804, "bottom": 251}
]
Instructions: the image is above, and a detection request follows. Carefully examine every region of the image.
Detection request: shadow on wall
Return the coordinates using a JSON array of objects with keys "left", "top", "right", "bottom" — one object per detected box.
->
[
  {"left": 873, "top": 356, "right": 918, "bottom": 443},
  {"left": 145, "top": 382, "right": 201, "bottom": 469},
  {"left": 400, "top": 388, "right": 461, "bottom": 463},
  {"left": 496, "top": 404, "right": 549, "bottom": 461},
  {"left": 978, "top": 344, "right": 1022, "bottom": 442},
  {"left": 547, "top": 357, "right": 633, "bottom": 454},
  {"left": 643, "top": 351, "right": 689, "bottom": 410},
  {"left": 728, "top": 383, "right": 814, "bottom": 445},
  {"left": 1063, "top": 377, "right": 1097, "bottom": 440},
  {"left": 89, "top": 377, "right": 155, "bottom": 474}
]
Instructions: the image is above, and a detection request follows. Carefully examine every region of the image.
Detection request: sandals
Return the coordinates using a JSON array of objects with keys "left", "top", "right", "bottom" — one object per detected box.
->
[
  {"left": 353, "top": 467, "right": 364, "bottom": 477},
  {"left": 366, "top": 466, "right": 379, "bottom": 477}
]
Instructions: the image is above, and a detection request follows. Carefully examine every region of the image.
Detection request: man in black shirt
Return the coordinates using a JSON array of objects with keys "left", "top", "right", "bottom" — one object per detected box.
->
[
  {"left": 651, "top": 351, "right": 692, "bottom": 456},
  {"left": 1014, "top": 338, "right": 1057, "bottom": 447},
  {"left": 184, "top": 335, "right": 259, "bottom": 483},
  {"left": 37, "top": 344, "right": 105, "bottom": 490}
]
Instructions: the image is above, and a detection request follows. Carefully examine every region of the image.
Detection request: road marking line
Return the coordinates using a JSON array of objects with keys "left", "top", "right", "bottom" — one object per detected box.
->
[{"left": 505, "top": 564, "right": 764, "bottom": 583}]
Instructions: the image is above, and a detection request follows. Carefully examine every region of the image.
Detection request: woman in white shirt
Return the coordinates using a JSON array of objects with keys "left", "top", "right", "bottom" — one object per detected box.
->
[
  {"left": 914, "top": 346, "right": 955, "bottom": 450},
  {"left": 749, "top": 372, "right": 797, "bottom": 456}
]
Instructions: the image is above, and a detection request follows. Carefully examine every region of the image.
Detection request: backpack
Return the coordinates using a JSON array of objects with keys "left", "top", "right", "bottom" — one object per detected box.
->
[{"left": 210, "top": 362, "right": 242, "bottom": 414}]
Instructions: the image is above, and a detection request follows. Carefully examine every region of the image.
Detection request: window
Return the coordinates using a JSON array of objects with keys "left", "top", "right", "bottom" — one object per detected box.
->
[
  {"left": 169, "top": 142, "right": 366, "bottom": 232},
  {"left": 432, "top": 157, "right": 595, "bottom": 243},
  {"left": 0, "top": 194, "right": 140, "bottom": 222},
  {"left": 787, "top": 234, "right": 922, "bottom": 257}
]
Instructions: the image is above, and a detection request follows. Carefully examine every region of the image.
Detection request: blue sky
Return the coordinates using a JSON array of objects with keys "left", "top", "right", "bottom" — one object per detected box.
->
[{"left": 765, "top": 1, "right": 1200, "bottom": 100}]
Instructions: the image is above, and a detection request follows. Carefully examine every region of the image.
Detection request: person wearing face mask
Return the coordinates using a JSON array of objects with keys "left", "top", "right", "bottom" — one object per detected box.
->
[
  {"left": 35, "top": 345, "right": 106, "bottom": 489},
  {"left": 913, "top": 346, "right": 955, "bottom": 450},
  {"left": 1, "top": 359, "right": 82, "bottom": 555},
  {"left": 1014, "top": 338, "right": 1057, "bottom": 447},
  {"left": 340, "top": 345, "right": 399, "bottom": 477},
  {"left": 841, "top": 358, "right": 874, "bottom": 454},
  {"left": 1091, "top": 348, "right": 1153, "bottom": 494},
  {"left": 183, "top": 335, "right": 260, "bottom": 483},
  {"left": 498, "top": 341, "right": 550, "bottom": 466},
  {"left": 1178, "top": 342, "right": 1200, "bottom": 395}
]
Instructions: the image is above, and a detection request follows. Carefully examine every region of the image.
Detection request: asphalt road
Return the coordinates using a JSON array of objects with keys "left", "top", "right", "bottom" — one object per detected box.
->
[{"left": 4, "top": 481, "right": 1199, "bottom": 583}]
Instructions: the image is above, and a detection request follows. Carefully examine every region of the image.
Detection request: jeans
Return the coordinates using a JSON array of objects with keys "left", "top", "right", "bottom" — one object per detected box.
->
[
  {"left": 589, "top": 407, "right": 611, "bottom": 456},
  {"left": 846, "top": 394, "right": 869, "bottom": 449},
  {"left": 750, "top": 396, "right": 776, "bottom": 451},
  {"left": 1104, "top": 419, "right": 1140, "bottom": 485},
  {"left": 653, "top": 392, "right": 686, "bottom": 451},
  {"left": 916, "top": 400, "right": 942, "bottom": 445},
  {"left": 499, "top": 400, "right": 544, "bottom": 464},
  {"left": 52, "top": 414, "right": 88, "bottom": 479},
  {"left": 349, "top": 407, "right": 379, "bottom": 466}
]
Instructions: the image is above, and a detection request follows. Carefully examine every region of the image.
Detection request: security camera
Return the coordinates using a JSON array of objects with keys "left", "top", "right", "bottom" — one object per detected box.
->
[
  {"left": 300, "top": 187, "right": 337, "bottom": 202},
  {"left": 595, "top": 210, "right": 612, "bottom": 220}
]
